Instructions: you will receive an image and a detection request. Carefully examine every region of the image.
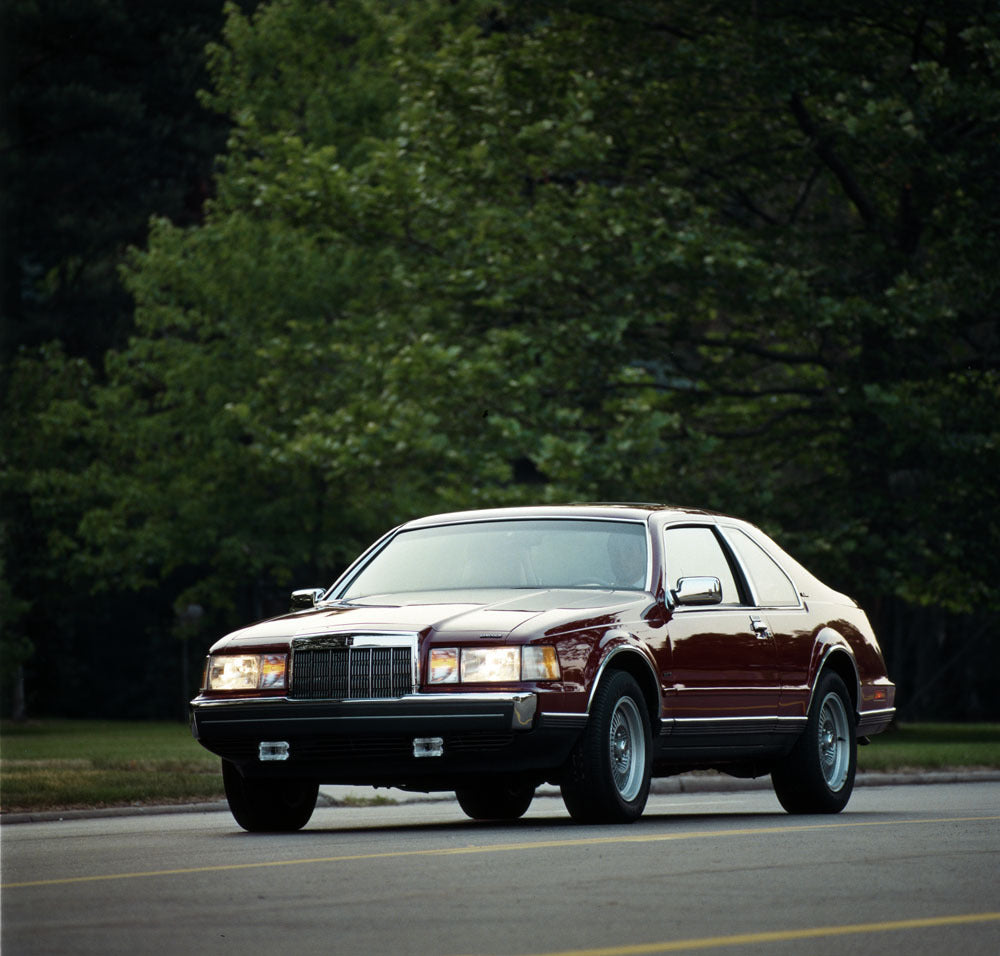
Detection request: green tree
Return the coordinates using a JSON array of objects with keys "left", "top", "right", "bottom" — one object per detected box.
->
[
  {"left": 76, "top": 0, "right": 1000, "bottom": 611},
  {"left": 11, "top": 0, "right": 1000, "bottom": 718},
  {"left": 0, "top": 346, "right": 94, "bottom": 715},
  {"left": 1, "top": 0, "right": 236, "bottom": 715}
]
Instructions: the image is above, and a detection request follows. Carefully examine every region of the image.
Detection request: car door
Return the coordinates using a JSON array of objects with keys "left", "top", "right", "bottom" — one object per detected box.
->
[
  {"left": 662, "top": 525, "right": 780, "bottom": 739},
  {"left": 719, "top": 525, "right": 815, "bottom": 727}
]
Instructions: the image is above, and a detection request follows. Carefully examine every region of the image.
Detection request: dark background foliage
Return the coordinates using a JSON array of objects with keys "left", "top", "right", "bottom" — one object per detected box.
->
[{"left": 2, "top": 0, "right": 998, "bottom": 722}]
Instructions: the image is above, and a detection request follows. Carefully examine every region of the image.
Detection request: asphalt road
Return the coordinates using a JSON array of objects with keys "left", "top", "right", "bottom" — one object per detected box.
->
[{"left": 2, "top": 781, "right": 998, "bottom": 956}]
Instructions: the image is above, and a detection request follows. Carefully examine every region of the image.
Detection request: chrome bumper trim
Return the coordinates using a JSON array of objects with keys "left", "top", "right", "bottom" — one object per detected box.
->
[
  {"left": 192, "top": 691, "right": 537, "bottom": 731},
  {"left": 858, "top": 706, "right": 896, "bottom": 720}
]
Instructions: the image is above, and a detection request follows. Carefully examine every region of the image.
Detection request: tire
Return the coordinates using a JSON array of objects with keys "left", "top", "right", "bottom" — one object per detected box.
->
[
  {"left": 561, "top": 671, "right": 652, "bottom": 823},
  {"left": 222, "top": 759, "right": 319, "bottom": 832},
  {"left": 771, "top": 671, "right": 857, "bottom": 814},
  {"left": 456, "top": 778, "right": 536, "bottom": 821}
]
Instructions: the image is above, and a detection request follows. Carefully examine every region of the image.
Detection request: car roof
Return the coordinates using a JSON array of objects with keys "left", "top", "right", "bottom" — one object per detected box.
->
[
  {"left": 378, "top": 505, "right": 849, "bottom": 604},
  {"left": 400, "top": 503, "right": 723, "bottom": 528}
]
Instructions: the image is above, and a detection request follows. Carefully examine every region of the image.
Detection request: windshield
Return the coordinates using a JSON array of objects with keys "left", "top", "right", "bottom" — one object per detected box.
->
[{"left": 337, "top": 519, "right": 649, "bottom": 599}]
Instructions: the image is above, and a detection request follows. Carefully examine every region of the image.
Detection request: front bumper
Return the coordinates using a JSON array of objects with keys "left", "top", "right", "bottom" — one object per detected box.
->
[{"left": 191, "top": 692, "right": 580, "bottom": 788}]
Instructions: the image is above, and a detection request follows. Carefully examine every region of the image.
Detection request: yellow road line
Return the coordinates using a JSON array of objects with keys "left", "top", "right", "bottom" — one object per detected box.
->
[
  {"left": 478, "top": 912, "right": 1000, "bottom": 956},
  {"left": 4, "top": 814, "right": 999, "bottom": 889}
]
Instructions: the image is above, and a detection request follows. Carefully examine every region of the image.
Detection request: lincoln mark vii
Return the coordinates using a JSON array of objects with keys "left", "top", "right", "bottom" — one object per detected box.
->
[{"left": 190, "top": 504, "right": 896, "bottom": 830}]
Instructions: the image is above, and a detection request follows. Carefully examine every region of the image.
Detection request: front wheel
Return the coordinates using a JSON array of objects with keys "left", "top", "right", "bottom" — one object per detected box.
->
[
  {"left": 456, "top": 778, "right": 535, "bottom": 821},
  {"left": 222, "top": 760, "right": 319, "bottom": 832},
  {"left": 561, "top": 671, "right": 651, "bottom": 824},
  {"left": 771, "top": 671, "right": 857, "bottom": 814}
]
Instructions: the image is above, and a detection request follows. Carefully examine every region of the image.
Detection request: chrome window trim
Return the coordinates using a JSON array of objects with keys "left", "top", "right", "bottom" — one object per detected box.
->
[
  {"left": 321, "top": 525, "right": 399, "bottom": 602},
  {"left": 717, "top": 525, "right": 804, "bottom": 610},
  {"left": 660, "top": 520, "right": 746, "bottom": 608},
  {"left": 668, "top": 604, "right": 762, "bottom": 615}
]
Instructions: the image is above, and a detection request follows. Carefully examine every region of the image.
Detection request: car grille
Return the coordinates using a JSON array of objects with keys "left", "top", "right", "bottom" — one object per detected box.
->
[{"left": 290, "top": 645, "right": 414, "bottom": 700}]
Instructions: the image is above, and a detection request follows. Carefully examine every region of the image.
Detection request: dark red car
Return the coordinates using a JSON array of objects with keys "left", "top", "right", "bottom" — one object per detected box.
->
[{"left": 190, "top": 505, "right": 896, "bottom": 830}]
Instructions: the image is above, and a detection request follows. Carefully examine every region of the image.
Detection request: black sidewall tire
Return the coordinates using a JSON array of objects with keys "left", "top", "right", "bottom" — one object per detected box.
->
[
  {"left": 561, "top": 671, "right": 652, "bottom": 824},
  {"left": 456, "top": 777, "right": 536, "bottom": 821},
  {"left": 772, "top": 671, "right": 857, "bottom": 814},
  {"left": 222, "top": 759, "right": 319, "bottom": 832}
]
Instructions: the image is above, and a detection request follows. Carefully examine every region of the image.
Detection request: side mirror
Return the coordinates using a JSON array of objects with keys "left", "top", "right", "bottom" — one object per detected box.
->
[
  {"left": 290, "top": 588, "right": 324, "bottom": 611},
  {"left": 671, "top": 576, "right": 723, "bottom": 606}
]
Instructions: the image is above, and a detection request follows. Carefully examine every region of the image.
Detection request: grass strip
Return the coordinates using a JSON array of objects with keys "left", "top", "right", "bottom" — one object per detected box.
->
[
  {"left": 1, "top": 720, "right": 998, "bottom": 813},
  {"left": 1, "top": 720, "right": 222, "bottom": 812},
  {"left": 857, "top": 722, "right": 1000, "bottom": 772}
]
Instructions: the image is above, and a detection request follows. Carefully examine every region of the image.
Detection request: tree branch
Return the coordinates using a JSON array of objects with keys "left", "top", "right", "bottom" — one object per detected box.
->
[
  {"left": 687, "top": 335, "right": 833, "bottom": 368},
  {"left": 788, "top": 93, "right": 883, "bottom": 234}
]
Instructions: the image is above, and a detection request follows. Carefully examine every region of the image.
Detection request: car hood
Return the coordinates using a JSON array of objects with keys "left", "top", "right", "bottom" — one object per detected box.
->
[{"left": 210, "top": 588, "right": 648, "bottom": 651}]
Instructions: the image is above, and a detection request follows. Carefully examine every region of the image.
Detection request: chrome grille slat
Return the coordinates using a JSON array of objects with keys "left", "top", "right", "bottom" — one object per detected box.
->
[{"left": 290, "top": 644, "right": 414, "bottom": 700}]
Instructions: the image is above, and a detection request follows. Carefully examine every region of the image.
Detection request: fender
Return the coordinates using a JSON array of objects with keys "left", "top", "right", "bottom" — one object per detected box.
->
[
  {"left": 585, "top": 630, "right": 662, "bottom": 725},
  {"left": 806, "top": 628, "right": 861, "bottom": 716}
]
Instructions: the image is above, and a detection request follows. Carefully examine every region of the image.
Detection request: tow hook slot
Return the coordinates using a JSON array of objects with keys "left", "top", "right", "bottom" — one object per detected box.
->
[
  {"left": 259, "top": 741, "right": 290, "bottom": 761},
  {"left": 413, "top": 737, "right": 444, "bottom": 758}
]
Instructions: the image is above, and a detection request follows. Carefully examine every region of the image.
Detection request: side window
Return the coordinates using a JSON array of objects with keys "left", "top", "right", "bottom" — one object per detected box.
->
[
  {"left": 723, "top": 527, "right": 800, "bottom": 607},
  {"left": 664, "top": 526, "right": 741, "bottom": 605}
]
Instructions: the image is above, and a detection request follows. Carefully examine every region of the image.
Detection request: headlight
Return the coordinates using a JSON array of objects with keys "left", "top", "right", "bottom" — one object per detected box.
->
[
  {"left": 205, "top": 653, "right": 287, "bottom": 692},
  {"left": 428, "top": 646, "right": 560, "bottom": 684},
  {"left": 461, "top": 647, "right": 520, "bottom": 682}
]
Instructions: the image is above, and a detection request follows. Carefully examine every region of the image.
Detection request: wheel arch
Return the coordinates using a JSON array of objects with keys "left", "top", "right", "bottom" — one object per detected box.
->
[
  {"left": 587, "top": 643, "right": 661, "bottom": 731},
  {"left": 811, "top": 642, "right": 861, "bottom": 717}
]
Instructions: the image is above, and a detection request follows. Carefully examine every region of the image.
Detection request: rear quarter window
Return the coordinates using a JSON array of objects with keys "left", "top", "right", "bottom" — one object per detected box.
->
[{"left": 723, "top": 527, "right": 800, "bottom": 607}]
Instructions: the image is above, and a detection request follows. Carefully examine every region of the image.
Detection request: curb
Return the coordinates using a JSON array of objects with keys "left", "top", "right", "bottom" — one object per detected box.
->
[{"left": 4, "top": 770, "right": 998, "bottom": 825}]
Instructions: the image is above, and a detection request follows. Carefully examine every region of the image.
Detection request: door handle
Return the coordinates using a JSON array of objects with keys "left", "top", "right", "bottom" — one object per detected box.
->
[{"left": 750, "top": 616, "right": 771, "bottom": 639}]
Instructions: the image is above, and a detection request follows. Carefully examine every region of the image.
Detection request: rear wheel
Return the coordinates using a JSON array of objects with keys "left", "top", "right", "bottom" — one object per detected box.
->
[
  {"left": 456, "top": 778, "right": 535, "bottom": 820},
  {"left": 561, "top": 671, "right": 651, "bottom": 823},
  {"left": 222, "top": 760, "right": 319, "bottom": 832},
  {"left": 771, "top": 671, "right": 857, "bottom": 814}
]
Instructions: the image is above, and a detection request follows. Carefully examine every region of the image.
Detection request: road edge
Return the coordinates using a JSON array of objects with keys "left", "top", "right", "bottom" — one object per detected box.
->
[{"left": 4, "top": 769, "right": 999, "bottom": 825}]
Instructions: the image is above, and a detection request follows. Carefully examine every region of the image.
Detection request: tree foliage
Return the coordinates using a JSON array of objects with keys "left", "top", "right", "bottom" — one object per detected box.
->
[
  {"left": 4, "top": 0, "right": 998, "bottom": 718},
  {"left": 1, "top": 0, "right": 235, "bottom": 714}
]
